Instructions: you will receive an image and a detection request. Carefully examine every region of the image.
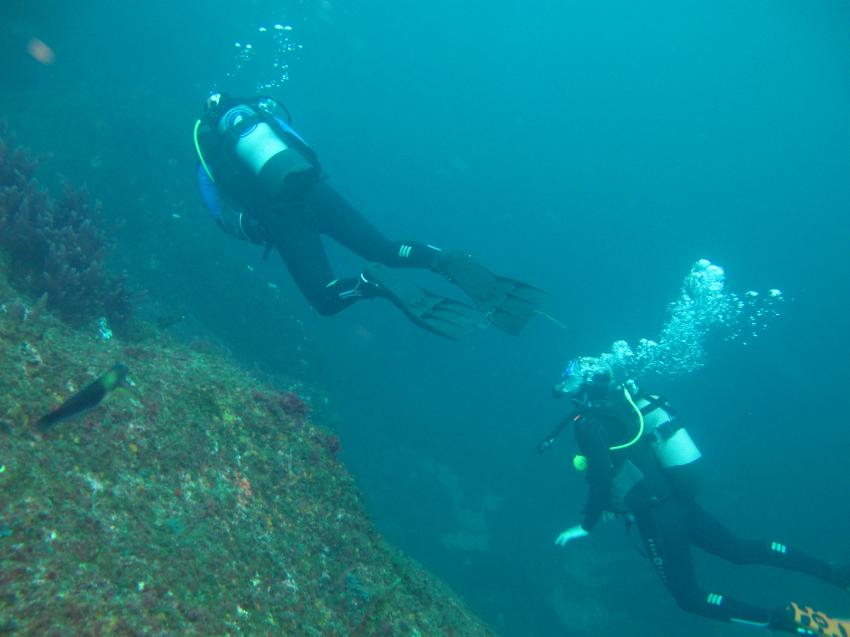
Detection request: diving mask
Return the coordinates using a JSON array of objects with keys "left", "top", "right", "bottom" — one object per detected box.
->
[{"left": 554, "top": 356, "right": 614, "bottom": 396}]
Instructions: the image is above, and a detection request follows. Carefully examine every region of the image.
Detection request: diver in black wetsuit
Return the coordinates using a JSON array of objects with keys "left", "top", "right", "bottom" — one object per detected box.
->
[
  {"left": 193, "top": 93, "right": 546, "bottom": 340},
  {"left": 546, "top": 356, "right": 850, "bottom": 636}
]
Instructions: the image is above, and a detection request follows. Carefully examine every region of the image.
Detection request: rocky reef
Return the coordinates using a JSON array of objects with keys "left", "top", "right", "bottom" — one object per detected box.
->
[{"left": 0, "top": 267, "right": 494, "bottom": 635}]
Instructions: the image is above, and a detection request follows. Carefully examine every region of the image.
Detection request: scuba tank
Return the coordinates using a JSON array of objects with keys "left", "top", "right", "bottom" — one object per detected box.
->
[
  {"left": 634, "top": 394, "right": 702, "bottom": 469},
  {"left": 194, "top": 96, "right": 318, "bottom": 194},
  {"left": 632, "top": 388, "right": 703, "bottom": 498},
  {"left": 216, "top": 101, "right": 313, "bottom": 178}
]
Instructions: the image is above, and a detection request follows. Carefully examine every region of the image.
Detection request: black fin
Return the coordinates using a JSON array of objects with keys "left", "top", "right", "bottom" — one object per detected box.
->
[
  {"left": 363, "top": 263, "right": 485, "bottom": 340},
  {"left": 435, "top": 251, "right": 548, "bottom": 335}
]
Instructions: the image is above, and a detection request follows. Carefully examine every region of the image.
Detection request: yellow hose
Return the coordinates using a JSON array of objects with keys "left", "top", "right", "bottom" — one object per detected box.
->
[
  {"left": 194, "top": 119, "right": 215, "bottom": 182},
  {"left": 609, "top": 387, "right": 645, "bottom": 451}
]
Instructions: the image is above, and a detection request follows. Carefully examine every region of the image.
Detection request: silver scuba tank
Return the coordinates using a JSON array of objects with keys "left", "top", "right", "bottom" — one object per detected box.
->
[
  {"left": 218, "top": 105, "right": 312, "bottom": 177},
  {"left": 636, "top": 396, "right": 702, "bottom": 469}
]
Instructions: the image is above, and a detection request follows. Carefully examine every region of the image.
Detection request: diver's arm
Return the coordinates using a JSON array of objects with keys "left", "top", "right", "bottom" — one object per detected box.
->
[
  {"left": 218, "top": 210, "right": 266, "bottom": 245},
  {"left": 576, "top": 420, "right": 613, "bottom": 532},
  {"left": 196, "top": 164, "right": 264, "bottom": 244}
]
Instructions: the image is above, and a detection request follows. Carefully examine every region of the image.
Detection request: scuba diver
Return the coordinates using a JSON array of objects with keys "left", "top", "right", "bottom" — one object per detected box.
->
[
  {"left": 192, "top": 93, "right": 547, "bottom": 340},
  {"left": 542, "top": 356, "right": 850, "bottom": 636}
]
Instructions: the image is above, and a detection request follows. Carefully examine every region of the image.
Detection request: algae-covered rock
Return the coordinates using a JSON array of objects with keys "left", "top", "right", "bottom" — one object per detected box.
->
[{"left": 0, "top": 270, "right": 496, "bottom": 637}]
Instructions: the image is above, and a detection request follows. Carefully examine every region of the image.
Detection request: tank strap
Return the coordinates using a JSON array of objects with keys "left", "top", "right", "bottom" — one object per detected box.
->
[
  {"left": 646, "top": 420, "right": 683, "bottom": 443},
  {"left": 637, "top": 394, "right": 682, "bottom": 443},
  {"left": 223, "top": 114, "right": 264, "bottom": 145},
  {"left": 638, "top": 394, "right": 670, "bottom": 416}
]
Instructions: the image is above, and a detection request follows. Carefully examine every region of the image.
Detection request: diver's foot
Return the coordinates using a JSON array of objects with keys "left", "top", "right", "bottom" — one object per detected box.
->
[
  {"left": 333, "top": 273, "right": 383, "bottom": 302},
  {"left": 353, "top": 272, "right": 383, "bottom": 299},
  {"left": 362, "top": 263, "right": 484, "bottom": 340},
  {"left": 771, "top": 602, "right": 850, "bottom": 636}
]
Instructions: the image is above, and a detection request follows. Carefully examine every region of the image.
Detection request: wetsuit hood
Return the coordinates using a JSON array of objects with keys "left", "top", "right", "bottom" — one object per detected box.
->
[{"left": 555, "top": 356, "right": 615, "bottom": 398}]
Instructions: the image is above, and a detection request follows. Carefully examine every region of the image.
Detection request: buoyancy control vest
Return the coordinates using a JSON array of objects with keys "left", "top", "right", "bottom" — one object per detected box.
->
[
  {"left": 575, "top": 388, "right": 670, "bottom": 512},
  {"left": 576, "top": 385, "right": 703, "bottom": 510},
  {"left": 194, "top": 96, "right": 321, "bottom": 209}
]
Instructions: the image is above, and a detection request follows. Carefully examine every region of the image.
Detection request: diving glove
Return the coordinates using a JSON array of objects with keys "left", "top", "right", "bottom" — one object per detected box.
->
[
  {"left": 237, "top": 213, "right": 267, "bottom": 245},
  {"left": 555, "top": 525, "right": 589, "bottom": 546},
  {"left": 217, "top": 208, "right": 266, "bottom": 245}
]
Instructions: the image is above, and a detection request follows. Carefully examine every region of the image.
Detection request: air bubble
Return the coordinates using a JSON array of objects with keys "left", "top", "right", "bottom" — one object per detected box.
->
[
  {"left": 591, "top": 259, "right": 784, "bottom": 380},
  {"left": 221, "top": 18, "right": 302, "bottom": 92}
]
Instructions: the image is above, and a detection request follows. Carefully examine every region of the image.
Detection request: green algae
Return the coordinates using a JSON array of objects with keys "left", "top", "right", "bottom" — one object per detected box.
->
[{"left": 0, "top": 268, "right": 496, "bottom": 637}]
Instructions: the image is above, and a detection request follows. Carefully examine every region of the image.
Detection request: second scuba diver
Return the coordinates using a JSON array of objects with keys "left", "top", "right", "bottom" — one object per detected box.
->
[
  {"left": 543, "top": 356, "right": 850, "bottom": 636},
  {"left": 193, "top": 93, "right": 547, "bottom": 340}
]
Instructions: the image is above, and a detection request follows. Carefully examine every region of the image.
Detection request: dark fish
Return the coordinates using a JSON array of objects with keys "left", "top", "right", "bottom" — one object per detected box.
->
[
  {"left": 37, "top": 363, "right": 129, "bottom": 431},
  {"left": 155, "top": 314, "right": 185, "bottom": 329}
]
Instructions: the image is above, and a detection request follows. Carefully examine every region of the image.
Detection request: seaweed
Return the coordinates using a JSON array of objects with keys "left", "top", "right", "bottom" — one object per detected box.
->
[{"left": 0, "top": 127, "right": 131, "bottom": 327}]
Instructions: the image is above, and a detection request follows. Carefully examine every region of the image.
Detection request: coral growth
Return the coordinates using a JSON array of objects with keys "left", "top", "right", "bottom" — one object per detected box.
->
[
  {"left": 279, "top": 390, "right": 310, "bottom": 420},
  {"left": 252, "top": 388, "right": 311, "bottom": 425},
  {"left": 0, "top": 128, "right": 131, "bottom": 326},
  {"left": 0, "top": 266, "right": 493, "bottom": 636},
  {"left": 323, "top": 433, "right": 342, "bottom": 458}
]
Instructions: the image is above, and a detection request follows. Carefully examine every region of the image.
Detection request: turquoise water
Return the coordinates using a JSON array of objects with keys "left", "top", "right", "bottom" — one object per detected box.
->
[{"left": 2, "top": 1, "right": 850, "bottom": 635}]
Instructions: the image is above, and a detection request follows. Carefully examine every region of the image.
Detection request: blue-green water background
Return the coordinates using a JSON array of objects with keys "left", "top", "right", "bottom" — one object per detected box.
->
[{"left": 3, "top": 1, "right": 850, "bottom": 635}]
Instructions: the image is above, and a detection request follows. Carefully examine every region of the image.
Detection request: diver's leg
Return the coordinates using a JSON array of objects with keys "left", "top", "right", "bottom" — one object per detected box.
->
[
  {"left": 269, "top": 201, "right": 369, "bottom": 316},
  {"left": 685, "top": 499, "right": 849, "bottom": 589},
  {"left": 309, "top": 181, "right": 440, "bottom": 269},
  {"left": 635, "top": 499, "right": 775, "bottom": 629},
  {"left": 275, "top": 183, "right": 481, "bottom": 339},
  {"left": 306, "top": 183, "right": 546, "bottom": 335}
]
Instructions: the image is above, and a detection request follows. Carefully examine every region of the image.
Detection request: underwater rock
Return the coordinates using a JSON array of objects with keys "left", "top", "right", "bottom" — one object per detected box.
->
[{"left": 0, "top": 268, "right": 494, "bottom": 637}]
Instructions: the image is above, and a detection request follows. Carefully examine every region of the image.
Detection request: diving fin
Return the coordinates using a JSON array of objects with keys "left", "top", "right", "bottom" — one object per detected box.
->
[
  {"left": 363, "top": 263, "right": 485, "bottom": 340},
  {"left": 778, "top": 602, "right": 850, "bottom": 636},
  {"left": 435, "top": 251, "right": 548, "bottom": 335}
]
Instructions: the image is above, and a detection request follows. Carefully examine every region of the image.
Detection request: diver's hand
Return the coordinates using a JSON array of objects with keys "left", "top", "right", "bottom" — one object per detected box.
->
[
  {"left": 239, "top": 213, "right": 267, "bottom": 245},
  {"left": 554, "top": 525, "right": 589, "bottom": 546}
]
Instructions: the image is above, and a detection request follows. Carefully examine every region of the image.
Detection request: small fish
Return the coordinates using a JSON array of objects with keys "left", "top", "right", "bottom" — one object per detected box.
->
[
  {"left": 37, "top": 364, "right": 129, "bottom": 431},
  {"left": 155, "top": 314, "right": 185, "bottom": 329}
]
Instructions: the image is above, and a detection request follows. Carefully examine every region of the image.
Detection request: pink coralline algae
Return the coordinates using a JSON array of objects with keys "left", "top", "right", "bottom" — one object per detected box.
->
[
  {"left": 323, "top": 433, "right": 342, "bottom": 458},
  {"left": 279, "top": 391, "right": 310, "bottom": 420},
  {"left": 234, "top": 471, "right": 253, "bottom": 505},
  {"left": 252, "top": 389, "right": 311, "bottom": 425}
]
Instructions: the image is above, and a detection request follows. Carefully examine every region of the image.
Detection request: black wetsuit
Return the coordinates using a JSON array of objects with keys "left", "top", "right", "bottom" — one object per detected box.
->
[
  {"left": 195, "top": 97, "right": 439, "bottom": 316},
  {"left": 252, "top": 180, "right": 438, "bottom": 316},
  {"left": 574, "top": 389, "right": 848, "bottom": 629}
]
